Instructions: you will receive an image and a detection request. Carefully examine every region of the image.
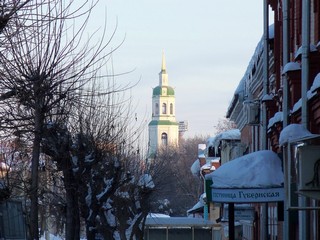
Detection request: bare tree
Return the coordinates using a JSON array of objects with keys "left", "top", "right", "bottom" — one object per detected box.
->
[
  {"left": 149, "top": 136, "right": 207, "bottom": 216},
  {"left": 41, "top": 75, "right": 152, "bottom": 239},
  {"left": 0, "top": 0, "right": 32, "bottom": 34},
  {"left": 214, "top": 117, "right": 237, "bottom": 135},
  {"left": 0, "top": 0, "right": 122, "bottom": 238}
]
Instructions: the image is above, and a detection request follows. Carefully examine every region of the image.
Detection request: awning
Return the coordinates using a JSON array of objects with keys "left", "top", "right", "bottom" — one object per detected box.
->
[{"left": 207, "top": 150, "right": 284, "bottom": 203}]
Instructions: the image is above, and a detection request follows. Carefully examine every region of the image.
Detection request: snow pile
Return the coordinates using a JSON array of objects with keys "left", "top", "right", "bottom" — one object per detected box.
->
[
  {"left": 279, "top": 124, "right": 320, "bottom": 146},
  {"left": 209, "top": 150, "right": 283, "bottom": 188}
]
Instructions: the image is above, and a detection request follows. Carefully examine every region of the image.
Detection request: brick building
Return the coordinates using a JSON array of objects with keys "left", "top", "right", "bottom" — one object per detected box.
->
[{"left": 225, "top": 1, "right": 320, "bottom": 239}]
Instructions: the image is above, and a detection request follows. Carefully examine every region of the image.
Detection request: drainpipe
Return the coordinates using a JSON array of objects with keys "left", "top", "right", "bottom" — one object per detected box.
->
[
  {"left": 300, "top": 0, "right": 310, "bottom": 239},
  {"left": 301, "top": 0, "right": 310, "bottom": 127},
  {"left": 282, "top": 0, "right": 289, "bottom": 127},
  {"left": 262, "top": 0, "right": 269, "bottom": 150},
  {"left": 262, "top": 0, "right": 269, "bottom": 149},
  {"left": 282, "top": 0, "right": 290, "bottom": 239},
  {"left": 200, "top": 170, "right": 209, "bottom": 221},
  {"left": 261, "top": 1, "right": 269, "bottom": 240}
]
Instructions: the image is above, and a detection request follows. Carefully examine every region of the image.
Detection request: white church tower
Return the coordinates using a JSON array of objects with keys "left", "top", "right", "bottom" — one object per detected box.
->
[{"left": 148, "top": 53, "right": 179, "bottom": 157}]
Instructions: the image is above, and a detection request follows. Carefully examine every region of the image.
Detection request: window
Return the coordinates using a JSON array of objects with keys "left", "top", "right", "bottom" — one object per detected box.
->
[
  {"left": 170, "top": 103, "right": 173, "bottom": 114},
  {"left": 161, "top": 133, "right": 168, "bottom": 146},
  {"left": 162, "top": 103, "right": 167, "bottom": 114},
  {"left": 155, "top": 103, "right": 159, "bottom": 115}
]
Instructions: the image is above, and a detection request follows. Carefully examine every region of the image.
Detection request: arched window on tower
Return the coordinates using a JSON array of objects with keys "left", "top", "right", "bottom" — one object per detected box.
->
[
  {"left": 155, "top": 103, "right": 159, "bottom": 115},
  {"left": 170, "top": 103, "right": 173, "bottom": 114},
  {"left": 162, "top": 103, "right": 167, "bottom": 114},
  {"left": 161, "top": 133, "right": 168, "bottom": 146}
]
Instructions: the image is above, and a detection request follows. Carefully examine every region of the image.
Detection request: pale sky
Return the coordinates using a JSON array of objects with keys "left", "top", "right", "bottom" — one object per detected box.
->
[{"left": 91, "top": 1, "right": 265, "bottom": 138}]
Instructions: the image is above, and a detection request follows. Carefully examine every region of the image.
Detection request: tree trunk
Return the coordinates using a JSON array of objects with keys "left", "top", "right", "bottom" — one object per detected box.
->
[
  {"left": 63, "top": 167, "right": 80, "bottom": 240},
  {"left": 30, "top": 108, "right": 42, "bottom": 240}
]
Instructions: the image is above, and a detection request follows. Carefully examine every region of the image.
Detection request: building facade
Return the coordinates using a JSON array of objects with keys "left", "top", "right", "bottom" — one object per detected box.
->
[
  {"left": 225, "top": 1, "right": 320, "bottom": 240},
  {"left": 148, "top": 53, "right": 179, "bottom": 156}
]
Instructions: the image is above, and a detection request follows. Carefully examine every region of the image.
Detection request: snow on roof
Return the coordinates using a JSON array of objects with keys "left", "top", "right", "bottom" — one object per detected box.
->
[
  {"left": 267, "top": 112, "right": 283, "bottom": 129},
  {"left": 282, "top": 62, "right": 301, "bottom": 75},
  {"left": 209, "top": 150, "right": 283, "bottom": 189},
  {"left": 294, "top": 44, "right": 318, "bottom": 60},
  {"left": 292, "top": 99, "right": 302, "bottom": 113},
  {"left": 207, "top": 129, "right": 240, "bottom": 148},
  {"left": 291, "top": 90, "right": 317, "bottom": 113},
  {"left": 147, "top": 213, "right": 170, "bottom": 218},
  {"left": 279, "top": 124, "right": 320, "bottom": 146},
  {"left": 187, "top": 201, "right": 204, "bottom": 214},
  {"left": 187, "top": 193, "right": 206, "bottom": 214},
  {"left": 145, "top": 217, "right": 214, "bottom": 227},
  {"left": 190, "top": 159, "right": 200, "bottom": 176},
  {"left": 200, "top": 160, "right": 216, "bottom": 171},
  {"left": 261, "top": 93, "right": 273, "bottom": 102},
  {"left": 206, "top": 137, "right": 215, "bottom": 146},
  {"left": 235, "top": 39, "right": 264, "bottom": 95},
  {"left": 311, "top": 73, "right": 320, "bottom": 93},
  {"left": 228, "top": 38, "right": 265, "bottom": 116}
]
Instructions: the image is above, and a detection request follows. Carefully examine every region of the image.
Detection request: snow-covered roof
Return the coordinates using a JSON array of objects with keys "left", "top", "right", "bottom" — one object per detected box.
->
[
  {"left": 187, "top": 193, "right": 206, "bottom": 214},
  {"left": 294, "top": 44, "right": 318, "bottom": 60},
  {"left": 267, "top": 112, "right": 283, "bottom": 129},
  {"left": 291, "top": 90, "right": 317, "bottom": 113},
  {"left": 311, "top": 73, "right": 320, "bottom": 93},
  {"left": 147, "top": 213, "right": 170, "bottom": 218},
  {"left": 261, "top": 93, "right": 273, "bottom": 102},
  {"left": 282, "top": 62, "right": 301, "bottom": 75},
  {"left": 200, "top": 161, "right": 216, "bottom": 171},
  {"left": 279, "top": 124, "right": 320, "bottom": 146},
  {"left": 191, "top": 157, "right": 219, "bottom": 176},
  {"left": 207, "top": 129, "right": 241, "bottom": 148},
  {"left": 145, "top": 217, "right": 214, "bottom": 227},
  {"left": 208, "top": 150, "right": 283, "bottom": 189},
  {"left": 187, "top": 201, "right": 204, "bottom": 214}
]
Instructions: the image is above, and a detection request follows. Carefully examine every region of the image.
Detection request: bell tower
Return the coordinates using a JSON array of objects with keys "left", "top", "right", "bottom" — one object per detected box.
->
[{"left": 148, "top": 53, "right": 179, "bottom": 157}]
